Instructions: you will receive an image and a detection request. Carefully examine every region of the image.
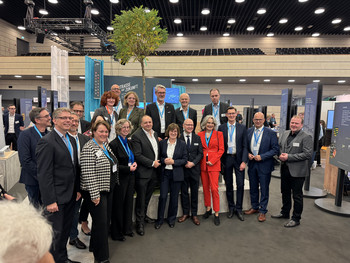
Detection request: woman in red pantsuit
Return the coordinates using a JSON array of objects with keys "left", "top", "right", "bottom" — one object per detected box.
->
[{"left": 198, "top": 115, "right": 224, "bottom": 226}]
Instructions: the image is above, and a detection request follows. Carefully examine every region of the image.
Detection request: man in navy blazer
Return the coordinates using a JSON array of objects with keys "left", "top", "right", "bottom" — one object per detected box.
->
[
  {"left": 17, "top": 107, "right": 51, "bottom": 208},
  {"left": 201, "top": 88, "right": 229, "bottom": 127},
  {"left": 146, "top": 84, "right": 175, "bottom": 140},
  {"left": 245, "top": 112, "right": 279, "bottom": 222},
  {"left": 175, "top": 93, "right": 197, "bottom": 133},
  {"left": 218, "top": 106, "right": 248, "bottom": 221},
  {"left": 3, "top": 104, "right": 24, "bottom": 150}
]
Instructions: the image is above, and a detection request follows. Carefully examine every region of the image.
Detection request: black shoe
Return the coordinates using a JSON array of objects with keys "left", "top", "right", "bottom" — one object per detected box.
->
[
  {"left": 136, "top": 224, "right": 144, "bottom": 236},
  {"left": 154, "top": 222, "right": 162, "bottom": 229},
  {"left": 271, "top": 213, "right": 289, "bottom": 219},
  {"left": 94, "top": 259, "right": 110, "bottom": 263},
  {"left": 124, "top": 232, "right": 134, "bottom": 237},
  {"left": 168, "top": 222, "right": 175, "bottom": 228},
  {"left": 284, "top": 219, "right": 300, "bottom": 228},
  {"left": 203, "top": 209, "right": 212, "bottom": 219},
  {"left": 113, "top": 236, "right": 126, "bottom": 242},
  {"left": 145, "top": 215, "right": 156, "bottom": 223},
  {"left": 69, "top": 238, "right": 86, "bottom": 249},
  {"left": 236, "top": 211, "right": 244, "bottom": 221},
  {"left": 227, "top": 209, "right": 235, "bottom": 218},
  {"left": 65, "top": 259, "right": 81, "bottom": 263},
  {"left": 214, "top": 215, "right": 220, "bottom": 226}
]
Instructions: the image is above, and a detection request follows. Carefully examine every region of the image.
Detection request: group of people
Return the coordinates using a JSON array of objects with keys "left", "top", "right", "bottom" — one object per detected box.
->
[{"left": 2, "top": 85, "right": 313, "bottom": 263}]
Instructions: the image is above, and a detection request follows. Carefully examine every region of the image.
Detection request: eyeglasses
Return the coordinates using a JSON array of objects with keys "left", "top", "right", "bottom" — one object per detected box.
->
[
  {"left": 121, "top": 126, "right": 130, "bottom": 129},
  {"left": 37, "top": 114, "right": 50, "bottom": 119},
  {"left": 184, "top": 124, "right": 193, "bottom": 126},
  {"left": 56, "top": 116, "right": 73, "bottom": 120},
  {"left": 71, "top": 120, "right": 79, "bottom": 124},
  {"left": 73, "top": 110, "right": 84, "bottom": 113},
  {"left": 157, "top": 92, "right": 166, "bottom": 95},
  {"left": 254, "top": 119, "right": 264, "bottom": 121}
]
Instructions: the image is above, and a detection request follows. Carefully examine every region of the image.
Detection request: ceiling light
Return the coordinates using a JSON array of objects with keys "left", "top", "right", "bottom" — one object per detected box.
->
[
  {"left": 75, "top": 19, "right": 82, "bottom": 24},
  {"left": 200, "top": 26, "right": 207, "bottom": 31},
  {"left": 315, "top": 8, "right": 325, "bottom": 14},
  {"left": 216, "top": 79, "right": 222, "bottom": 82},
  {"left": 247, "top": 26, "right": 254, "bottom": 31},
  {"left": 36, "top": 75, "right": 43, "bottom": 78},
  {"left": 338, "top": 80, "right": 346, "bottom": 83},
  {"left": 79, "top": 76, "right": 85, "bottom": 79},
  {"left": 332, "top": 18, "right": 342, "bottom": 24},
  {"left": 264, "top": 79, "right": 271, "bottom": 82},
  {"left": 17, "top": 26, "right": 26, "bottom": 30},
  {"left": 0, "top": 0, "right": 3, "bottom": 3},
  {"left": 39, "top": 9, "right": 48, "bottom": 15},
  {"left": 65, "top": 26, "right": 70, "bottom": 31},
  {"left": 313, "top": 80, "right": 320, "bottom": 83},
  {"left": 288, "top": 79, "right": 295, "bottom": 83},
  {"left": 235, "top": 0, "right": 245, "bottom": 3},
  {"left": 295, "top": 26, "right": 303, "bottom": 31},
  {"left": 267, "top": 32, "right": 274, "bottom": 37},
  {"left": 239, "top": 79, "right": 246, "bottom": 82},
  {"left": 48, "top": 0, "right": 58, "bottom": 3},
  {"left": 228, "top": 18, "right": 236, "bottom": 24},
  {"left": 171, "top": 79, "right": 175, "bottom": 81},
  {"left": 192, "top": 78, "right": 198, "bottom": 82},
  {"left": 110, "top": 0, "right": 119, "bottom": 3},
  {"left": 312, "top": 32, "right": 320, "bottom": 37},
  {"left": 223, "top": 33, "right": 230, "bottom": 37},
  {"left": 177, "top": 33, "right": 183, "bottom": 37},
  {"left": 344, "top": 26, "right": 350, "bottom": 31},
  {"left": 14, "top": 75, "right": 22, "bottom": 78},
  {"left": 91, "top": 9, "right": 99, "bottom": 15},
  {"left": 169, "top": 0, "right": 179, "bottom": 3},
  {"left": 201, "top": 8, "right": 210, "bottom": 15},
  {"left": 174, "top": 18, "right": 182, "bottom": 24},
  {"left": 257, "top": 8, "right": 266, "bottom": 15},
  {"left": 279, "top": 18, "right": 288, "bottom": 24},
  {"left": 144, "top": 8, "right": 150, "bottom": 13},
  {"left": 107, "top": 26, "right": 114, "bottom": 31},
  {"left": 51, "top": 32, "right": 58, "bottom": 36},
  {"left": 298, "top": 0, "right": 309, "bottom": 2}
]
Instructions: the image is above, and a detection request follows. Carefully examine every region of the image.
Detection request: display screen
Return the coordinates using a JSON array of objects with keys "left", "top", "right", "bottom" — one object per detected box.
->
[
  {"left": 327, "top": 110, "right": 334, "bottom": 129},
  {"left": 153, "top": 87, "right": 180, "bottom": 104}
]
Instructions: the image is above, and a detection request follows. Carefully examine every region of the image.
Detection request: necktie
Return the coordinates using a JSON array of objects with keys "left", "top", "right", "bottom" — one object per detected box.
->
[
  {"left": 254, "top": 129, "right": 260, "bottom": 155},
  {"left": 186, "top": 135, "right": 191, "bottom": 149}
]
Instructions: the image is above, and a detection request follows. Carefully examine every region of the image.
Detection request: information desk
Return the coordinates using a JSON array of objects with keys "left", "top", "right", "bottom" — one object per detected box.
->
[{"left": 0, "top": 151, "right": 21, "bottom": 191}]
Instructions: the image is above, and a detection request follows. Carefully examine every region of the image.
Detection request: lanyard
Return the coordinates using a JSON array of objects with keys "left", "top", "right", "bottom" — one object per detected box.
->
[
  {"left": 227, "top": 123, "right": 236, "bottom": 142},
  {"left": 156, "top": 103, "right": 165, "bottom": 119},
  {"left": 205, "top": 130, "right": 213, "bottom": 147},
  {"left": 212, "top": 102, "right": 220, "bottom": 119},
  {"left": 127, "top": 108, "right": 133, "bottom": 120},
  {"left": 182, "top": 108, "right": 189, "bottom": 120},
  {"left": 118, "top": 136, "right": 133, "bottom": 162},
  {"left": 253, "top": 127, "right": 264, "bottom": 145},
  {"left": 75, "top": 136, "right": 80, "bottom": 151},
  {"left": 33, "top": 125, "right": 43, "bottom": 138},
  {"left": 92, "top": 138, "right": 115, "bottom": 164},
  {"left": 63, "top": 134, "right": 73, "bottom": 161},
  {"left": 106, "top": 106, "right": 115, "bottom": 124}
]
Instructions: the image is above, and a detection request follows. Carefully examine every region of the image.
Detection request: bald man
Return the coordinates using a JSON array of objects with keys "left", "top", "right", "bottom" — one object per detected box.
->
[
  {"left": 245, "top": 112, "right": 279, "bottom": 222},
  {"left": 111, "top": 84, "right": 123, "bottom": 114},
  {"left": 175, "top": 93, "right": 197, "bottom": 133}
]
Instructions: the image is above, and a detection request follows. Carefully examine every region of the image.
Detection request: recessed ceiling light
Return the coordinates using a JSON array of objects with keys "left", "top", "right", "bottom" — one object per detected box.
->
[
  {"left": 192, "top": 78, "right": 199, "bottom": 82},
  {"left": 17, "top": 26, "right": 26, "bottom": 30},
  {"left": 174, "top": 18, "right": 182, "bottom": 24},
  {"left": 247, "top": 26, "right": 255, "bottom": 31},
  {"left": 201, "top": 8, "right": 210, "bottom": 15},
  {"left": 169, "top": 0, "right": 179, "bottom": 3},
  {"left": 107, "top": 26, "right": 114, "bottom": 31},
  {"left": 315, "top": 8, "right": 325, "bottom": 14},
  {"left": 228, "top": 18, "right": 236, "bottom": 24},
  {"left": 279, "top": 18, "right": 288, "bottom": 24},
  {"left": 14, "top": 75, "right": 22, "bottom": 78},
  {"left": 235, "top": 0, "right": 245, "bottom": 3},
  {"left": 312, "top": 32, "right": 320, "bottom": 37},
  {"left": 288, "top": 79, "right": 295, "bottom": 82},
  {"left": 266, "top": 25, "right": 272, "bottom": 29},
  {"left": 216, "top": 79, "right": 222, "bottom": 82},
  {"left": 79, "top": 76, "right": 85, "bottom": 79},
  {"left": 307, "top": 25, "right": 314, "bottom": 29},
  {"left": 65, "top": 26, "right": 70, "bottom": 31},
  {"left": 295, "top": 26, "right": 303, "bottom": 31},
  {"left": 257, "top": 8, "right": 266, "bottom": 15},
  {"left": 313, "top": 80, "right": 320, "bottom": 83},
  {"left": 36, "top": 76, "right": 43, "bottom": 79},
  {"left": 171, "top": 79, "right": 175, "bottom": 81},
  {"left": 110, "top": 0, "right": 119, "bottom": 3},
  {"left": 91, "top": 9, "right": 99, "bottom": 15},
  {"left": 200, "top": 26, "right": 207, "bottom": 31},
  {"left": 239, "top": 79, "right": 246, "bottom": 82},
  {"left": 177, "top": 32, "right": 183, "bottom": 37},
  {"left": 75, "top": 19, "right": 82, "bottom": 24},
  {"left": 0, "top": 0, "right": 3, "bottom": 4},
  {"left": 51, "top": 32, "right": 58, "bottom": 36},
  {"left": 264, "top": 79, "right": 271, "bottom": 82},
  {"left": 338, "top": 80, "right": 346, "bottom": 83},
  {"left": 344, "top": 26, "right": 350, "bottom": 31},
  {"left": 267, "top": 32, "right": 274, "bottom": 37},
  {"left": 39, "top": 9, "right": 49, "bottom": 15},
  {"left": 144, "top": 8, "right": 151, "bottom": 13},
  {"left": 223, "top": 33, "right": 230, "bottom": 37},
  {"left": 48, "top": 0, "right": 58, "bottom": 3},
  {"left": 298, "top": 0, "right": 309, "bottom": 2},
  {"left": 332, "top": 18, "right": 342, "bottom": 24}
]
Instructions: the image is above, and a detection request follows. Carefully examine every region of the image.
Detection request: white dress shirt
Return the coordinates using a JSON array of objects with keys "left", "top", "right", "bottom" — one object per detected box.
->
[{"left": 166, "top": 139, "right": 177, "bottom": 170}]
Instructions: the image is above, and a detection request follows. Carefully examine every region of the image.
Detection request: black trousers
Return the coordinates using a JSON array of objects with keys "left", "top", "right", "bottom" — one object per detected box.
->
[
  {"left": 44, "top": 197, "right": 75, "bottom": 263},
  {"left": 135, "top": 175, "right": 157, "bottom": 225},
  {"left": 280, "top": 164, "right": 305, "bottom": 222},
  {"left": 111, "top": 173, "right": 135, "bottom": 239},
  {"left": 5, "top": 133, "right": 17, "bottom": 150},
  {"left": 180, "top": 170, "right": 200, "bottom": 216},
  {"left": 78, "top": 198, "right": 89, "bottom": 222}
]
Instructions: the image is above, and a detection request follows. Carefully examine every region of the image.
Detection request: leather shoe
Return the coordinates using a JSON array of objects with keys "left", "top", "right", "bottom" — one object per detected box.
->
[
  {"left": 124, "top": 232, "right": 134, "bottom": 237},
  {"left": 69, "top": 238, "right": 86, "bottom": 249},
  {"left": 284, "top": 219, "right": 300, "bottom": 228},
  {"left": 81, "top": 226, "right": 91, "bottom": 236},
  {"left": 65, "top": 259, "right": 81, "bottom": 263},
  {"left": 258, "top": 213, "right": 266, "bottom": 222},
  {"left": 168, "top": 222, "right": 175, "bottom": 228},
  {"left": 145, "top": 215, "right": 156, "bottom": 224},
  {"left": 154, "top": 222, "right": 162, "bottom": 229},
  {"left": 192, "top": 215, "right": 200, "bottom": 226},
  {"left": 136, "top": 224, "right": 144, "bottom": 236},
  {"left": 227, "top": 209, "right": 235, "bottom": 218},
  {"left": 236, "top": 211, "right": 244, "bottom": 221},
  {"left": 245, "top": 208, "right": 259, "bottom": 215},
  {"left": 178, "top": 214, "right": 190, "bottom": 223},
  {"left": 202, "top": 209, "right": 212, "bottom": 219},
  {"left": 214, "top": 215, "right": 220, "bottom": 226},
  {"left": 113, "top": 236, "right": 126, "bottom": 242},
  {"left": 271, "top": 213, "right": 289, "bottom": 219}
]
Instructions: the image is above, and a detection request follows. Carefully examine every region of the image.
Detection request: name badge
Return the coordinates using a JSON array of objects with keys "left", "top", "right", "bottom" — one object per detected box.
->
[
  {"left": 194, "top": 143, "right": 199, "bottom": 146},
  {"left": 221, "top": 113, "right": 226, "bottom": 117},
  {"left": 15, "top": 120, "right": 19, "bottom": 124},
  {"left": 128, "top": 162, "right": 132, "bottom": 167},
  {"left": 253, "top": 146, "right": 259, "bottom": 151},
  {"left": 113, "top": 164, "right": 117, "bottom": 173},
  {"left": 96, "top": 150, "right": 103, "bottom": 157},
  {"left": 293, "top": 143, "right": 300, "bottom": 147}
]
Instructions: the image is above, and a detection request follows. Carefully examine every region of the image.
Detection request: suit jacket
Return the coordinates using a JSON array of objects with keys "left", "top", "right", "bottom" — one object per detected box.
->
[
  {"left": 80, "top": 119, "right": 91, "bottom": 134},
  {"left": 175, "top": 107, "right": 197, "bottom": 133},
  {"left": 3, "top": 113, "right": 24, "bottom": 138},
  {"left": 159, "top": 139, "right": 188, "bottom": 182},
  {"left": 247, "top": 127, "right": 279, "bottom": 173},
  {"left": 201, "top": 101, "right": 229, "bottom": 125},
  {"left": 132, "top": 128, "right": 160, "bottom": 179},
  {"left": 36, "top": 130, "right": 79, "bottom": 206},
  {"left": 179, "top": 132, "right": 203, "bottom": 178},
  {"left": 17, "top": 127, "right": 49, "bottom": 186},
  {"left": 145, "top": 102, "right": 175, "bottom": 135},
  {"left": 109, "top": 136, "right": 135, "bottom": 179},
  {"left": 198, "top": 130, "right": 224, "bottom": 172},
  {"left": 118, "top": 107, "right": 145, "bottom": 136},
  {"left": 218, "top": 122, "right": 248, "bottom": 165},
  {"left": 279, "top": 130, "right": 313, "bottom": 177},
  {"left": 93, "top": 106, "right": 119, "bottom": 126}
]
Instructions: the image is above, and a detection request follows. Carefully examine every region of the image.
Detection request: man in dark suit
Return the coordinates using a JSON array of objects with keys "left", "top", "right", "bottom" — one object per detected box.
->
[
  {"left": 175, "top": 93, "right": 197, "bottom": 133},
  {"left": 17, "top": 107, "right": 51, "bottom": 208},
  {"left": 71, "top": 101, "right": 90, "bottom": 133},
  {"left": 272, "top": 115, "right": 313, "bottom": 228},
  {"left": 245, "top": 112, "right": 279, "bottom": 222},
  {"left": 36, "top": 108, "right": 80, "bottom": 263},
  {"left": 146, "top": 84, "right": 175, "bottom": 140},
  {"left": 3, "top": 104, "right": 24, "bottom": 150},
  {"left": 132, "top": 115, "right": 161, "bottom": 236},
  {"left": 201, "top": 88, "right": 229, "bottom": 127},
  {"left": 218, "top": 106, "right": 248, "bottom": 221},
  {"left": 178, "top": 119, "right": 203, "bottom": 225}
]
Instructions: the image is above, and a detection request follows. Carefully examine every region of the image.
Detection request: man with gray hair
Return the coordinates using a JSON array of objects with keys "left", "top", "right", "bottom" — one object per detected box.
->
[{"left": 175, "top": 93, "right": 197, "bottom": 133}]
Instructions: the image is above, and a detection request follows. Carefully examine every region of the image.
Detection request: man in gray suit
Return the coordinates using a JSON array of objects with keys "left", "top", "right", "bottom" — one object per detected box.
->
[{"left": 272, "top": 115, "right": 313, "bottom": 227}]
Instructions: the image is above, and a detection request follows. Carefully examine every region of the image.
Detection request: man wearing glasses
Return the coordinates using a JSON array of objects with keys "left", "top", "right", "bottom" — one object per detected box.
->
[
  {"left": 71, "top": 101, "right": 90, "bottom": 134},
  {"left": 17, "top": 107, "right": 51, "bottom": 208},
  {"left": 111, "top": 84, "right": 123, "bottom": 115},
  {"left": 3, "top": 104, "right": 24, "bottom": 150}
]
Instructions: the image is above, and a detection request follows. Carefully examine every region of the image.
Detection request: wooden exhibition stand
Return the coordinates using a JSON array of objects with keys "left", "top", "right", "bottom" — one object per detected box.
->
[
  {"left": 0, "top": 151, "right": 21, "bottom": 191},
  {"left": 323, "top": 146, "right": 339, "bottom": 196}
]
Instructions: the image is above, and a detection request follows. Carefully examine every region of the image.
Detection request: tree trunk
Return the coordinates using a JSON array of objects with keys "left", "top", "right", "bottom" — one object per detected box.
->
[{"left": 141, "top": 59, "right": 146, "bottom": 113}]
